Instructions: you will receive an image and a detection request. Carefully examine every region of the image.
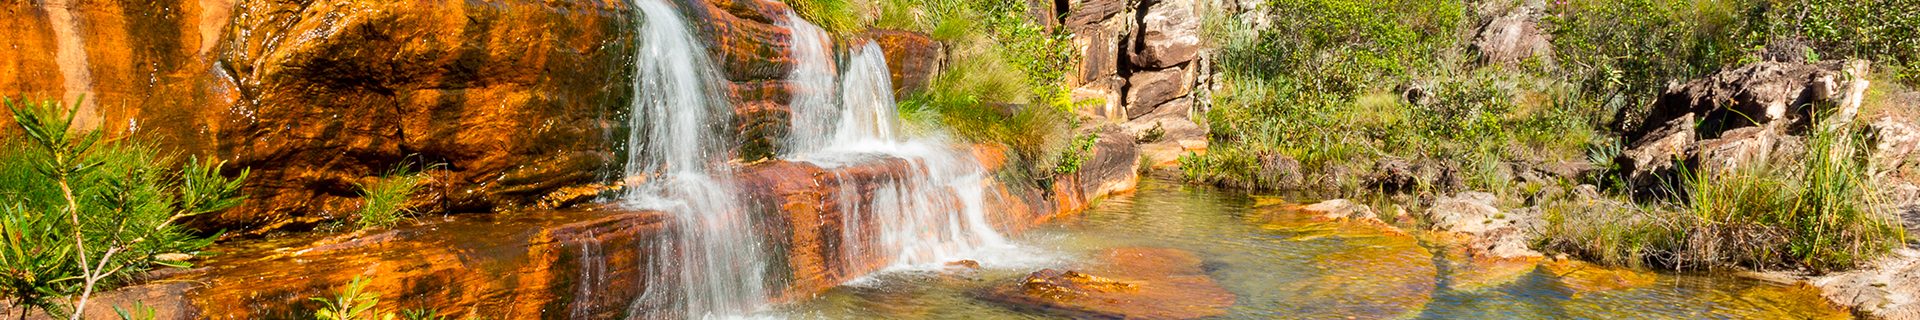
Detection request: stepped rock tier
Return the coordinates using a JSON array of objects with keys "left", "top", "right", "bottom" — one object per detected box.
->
[{"left": 0, "top": 0, "right": 941, "bottom": 235}]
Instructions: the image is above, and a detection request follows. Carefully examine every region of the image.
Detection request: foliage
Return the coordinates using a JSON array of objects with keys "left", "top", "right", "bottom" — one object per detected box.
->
[
  {"left": 1760, "top": 0, "right": 1920, "bottom": 85},
  {"left": 313, "top": 277, "right": 387, "bottom": 320},
  {"left": 1543, "top": 121, "right": 1904, "bottom": 270},
  {"left": 0, "top": 97, "right": 247, "bottom": 319},
  {"left": 786, "top": 0, "right": 863, "bottom": 35},
  {"left": 879, "top": 0, "right": 1085, "bottom": 184},
  {"left": 1049, "top": 133, "right": 1099, "bottom": 177},
  {"left": 354, "top": 167, "right": 427, "bottom": 231}
]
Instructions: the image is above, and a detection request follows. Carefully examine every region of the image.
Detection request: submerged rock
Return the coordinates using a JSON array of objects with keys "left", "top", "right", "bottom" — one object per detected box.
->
[
  {"left": 982, "top": 247, "right": 1234, "bottom": 319},
  {"left": 1538, "top": 259, "right": 1657, "bottom": 297}
]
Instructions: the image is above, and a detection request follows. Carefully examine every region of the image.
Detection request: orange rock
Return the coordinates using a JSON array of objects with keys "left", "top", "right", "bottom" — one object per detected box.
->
[
  {"left": 983, "top": 247, "right": 1235, "bottom": 319},
  {"left": 945, "top": 259, "right": 982, "bottom": 270}
]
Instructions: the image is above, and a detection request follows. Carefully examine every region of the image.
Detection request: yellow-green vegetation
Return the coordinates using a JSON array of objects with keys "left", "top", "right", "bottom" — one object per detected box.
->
[
  {"left": 1542, "top": 122, "right": 1905, "bottom": 271},
  {"left": 1190, "top": 0, "right": 1596, "bottom": 193},
  {"left": 0, "top": 97, "right": 248, "bottom": 319},
  {"left": 1195, "top": 0, "right": 1918, "bottom": 269},
  {"left": 354, "top": 167, "right": 428, "bottom": 231}
]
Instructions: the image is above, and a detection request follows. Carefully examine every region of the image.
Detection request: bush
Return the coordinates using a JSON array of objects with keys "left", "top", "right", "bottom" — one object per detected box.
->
[
  {"left": 0, "top": 97, "right": 247, "bottom": 318},
  {"left": 354, "top": 167, "right": 427, "bottom": 231}
]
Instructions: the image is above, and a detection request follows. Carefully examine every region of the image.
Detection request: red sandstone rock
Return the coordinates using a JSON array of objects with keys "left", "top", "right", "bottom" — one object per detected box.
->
[{"left": 983, "top": 247, "right": 1234, "bottom": 319}]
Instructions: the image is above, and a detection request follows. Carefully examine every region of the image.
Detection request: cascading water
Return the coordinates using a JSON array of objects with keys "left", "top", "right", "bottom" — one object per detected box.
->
[
  {"left": 625, "top": 0, "right": 768, "bottom": 318},
  {"left": 619, "top": 3, "right": 1018, "bottom": 318},
  {"left": 781, "top": 15, "right": 1011, "bottom": 270}
]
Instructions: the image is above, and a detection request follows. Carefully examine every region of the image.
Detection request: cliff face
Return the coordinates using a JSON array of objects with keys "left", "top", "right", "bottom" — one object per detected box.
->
[
  {"left": 3, "top": 0, "right": 639, "bottom": 234},
  {"left": 0, "top": 0, "right": 949, "bottom": 235}
]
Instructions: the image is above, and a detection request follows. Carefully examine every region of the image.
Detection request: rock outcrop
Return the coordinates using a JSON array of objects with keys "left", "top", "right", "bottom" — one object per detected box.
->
[
  {"left": 47, "top": 149, "right": 1103, "bottom": 318},
  {"left": 0, "top": 0, "right": 949, "bottom": 235},
  {"left": 1061, "top": 0, "right": 1211, "bottom": 123},
  {"left": 1423, "top": 192, "right": 1543, "bottom": 260},
  {"left": 1615, "top": 60, "right": 1873, "bottom": 195}
]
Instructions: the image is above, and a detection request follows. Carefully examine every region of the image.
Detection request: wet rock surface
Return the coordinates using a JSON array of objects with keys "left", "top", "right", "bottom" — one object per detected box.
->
[
  {"left": 0, "top": 0, "right": 952, "bottom": 235},
  {"left": 981, "top": 247, "right": 1235, "bottom": 319},
  {"left": 53, "top": 152, "right": 1102, "bottom": 319}
]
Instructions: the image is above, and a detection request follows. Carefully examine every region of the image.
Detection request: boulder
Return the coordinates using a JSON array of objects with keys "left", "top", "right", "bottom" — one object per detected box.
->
[
  {"left": 1471, "top": 3, "right": 1553, "bottom": 67},
  {"left": 1126, "top": 66, "right": 1192, "bottom": 118},
  {"left": 1869, "top": 115, "right": 1920, "bottom": 179},
  {"left": 1066, "top": 0, "right": 1131, "bottom": 85},
  {"left": 1688, "top": 126, "right": 1790, "bottom": 175},
  {"left": 1618, "top": 114, "right": 1696, "bottom": 195},
  {"left": 1064, "top": 0, "right": 1130, "bottom": 29},
  {"left": 1073, "top": 76, "right": 1128, "bottom": 119},
  {"left": 1423, "top": 192, "right": 1543, "bottom": 260},
  {"left": 1630, "top": 60, "right": 1872, "bottom": 142},
  {"left": 1130, "top": 0, "right": 1203, "bottom": 68}
]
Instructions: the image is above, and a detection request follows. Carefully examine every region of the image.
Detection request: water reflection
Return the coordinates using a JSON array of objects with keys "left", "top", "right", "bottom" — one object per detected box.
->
[{"left": 784, "top": 177, "right": 1848, "bottom": 319}]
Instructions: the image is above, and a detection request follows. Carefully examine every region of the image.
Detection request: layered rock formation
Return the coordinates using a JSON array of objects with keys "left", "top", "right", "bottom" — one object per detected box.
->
[
  {"left": 3, "top": 0, "right": 639, "bottom": 234},
  {"left": 1614, "top": 60, "right": 1874, "bottom": 195},
  {"left": 0, "top": 0, "right": 947, "bottom": 235},
  {"left": 45, "top": 150, "right": 1108, "bottom": 318},
  {"left": 1059, "top": 0, "right": 1212, "bottom": 151}
]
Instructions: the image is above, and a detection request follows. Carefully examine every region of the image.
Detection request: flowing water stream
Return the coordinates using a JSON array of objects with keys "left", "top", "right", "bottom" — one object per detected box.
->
[{"left": 782, "top": 177, "right": 1852, "bottom": 319}]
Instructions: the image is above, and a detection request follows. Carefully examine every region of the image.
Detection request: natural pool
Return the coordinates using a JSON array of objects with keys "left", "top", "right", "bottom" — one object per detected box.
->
[{"left": 779, "top": 176, "right": 1850, "bottom": 319}]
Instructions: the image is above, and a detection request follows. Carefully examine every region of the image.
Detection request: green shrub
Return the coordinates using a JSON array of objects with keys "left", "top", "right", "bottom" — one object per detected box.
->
[
  {"left": 354, "top": 168, "right": 427, "bottom": 231},
  {"left": 0, "top": 97, "right": 247, "bottom": 319}
]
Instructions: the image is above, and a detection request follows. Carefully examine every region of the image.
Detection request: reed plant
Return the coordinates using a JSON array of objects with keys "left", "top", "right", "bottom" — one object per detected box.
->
[{"left": 1542, "top": 119, "right": 1905, "bottom": 270}]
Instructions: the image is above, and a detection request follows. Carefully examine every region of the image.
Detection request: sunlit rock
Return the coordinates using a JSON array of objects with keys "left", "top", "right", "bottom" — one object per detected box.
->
[{"left": 981, "top": 247, "right": 1234, "bottom": 319}]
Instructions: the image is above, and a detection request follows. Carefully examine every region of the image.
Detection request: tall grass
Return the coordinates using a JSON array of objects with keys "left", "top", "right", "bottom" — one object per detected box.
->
[
  {"left": 353, "top": 167, "right": 427, "bottom": 231},
  {"left": 1542, "top": 121, "right": 1906, "bottom": 270}
]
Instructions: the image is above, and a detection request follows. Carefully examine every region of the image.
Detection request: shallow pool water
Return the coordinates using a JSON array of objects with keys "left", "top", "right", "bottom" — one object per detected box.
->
[{"left": 778, "top": 177, "right": 1849, "bottom": 319}]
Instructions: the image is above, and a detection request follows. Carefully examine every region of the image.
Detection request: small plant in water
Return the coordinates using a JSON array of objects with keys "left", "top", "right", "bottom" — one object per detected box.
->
[
  {"left": 354, "top": 165, "right": 428, "bottom": 230},
  {"left": 313, "top": 276, "right": 385, "bottom": 320}
]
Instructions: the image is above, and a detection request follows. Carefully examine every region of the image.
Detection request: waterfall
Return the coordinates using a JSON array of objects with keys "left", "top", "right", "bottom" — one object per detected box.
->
[
  {"left": 782, "top": 16, "right": 1011, "bottom": 269},
  {"left": 625, "top": 0, "right": 768, "bottom": 318},
  {"left": 618, "top": 3, "right": 1017, "bottom": 318}
]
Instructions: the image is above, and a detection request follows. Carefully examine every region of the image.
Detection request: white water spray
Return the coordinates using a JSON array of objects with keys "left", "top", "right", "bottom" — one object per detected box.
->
[
  {"left": 782, "top": 16, "right": 1012, "bottom": 270},
  {"left": 625, "top": 0, "right": 768, "bottom": 318}
]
